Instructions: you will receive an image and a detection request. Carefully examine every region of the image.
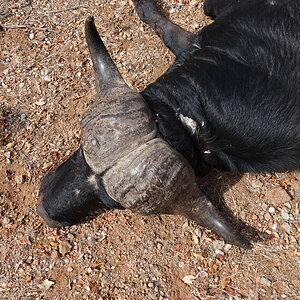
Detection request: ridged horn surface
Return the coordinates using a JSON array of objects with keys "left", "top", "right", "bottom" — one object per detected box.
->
[
  {"left": 103, "top": 138, "right": 253, "bottom": 249},
  {"left": 82, "top": 17, "right": 156, "bottom": 173},
  {"left": 83, "top": 17, "right": 251, "bottom": 248},
  {"left": 103, "top": 138, "right": 194, "bottom": 214}
]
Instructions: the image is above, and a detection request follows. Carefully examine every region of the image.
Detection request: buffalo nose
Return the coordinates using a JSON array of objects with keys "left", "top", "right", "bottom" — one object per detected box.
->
[{"left": 36, "top": 202, "right": 65, "bottom": 228}]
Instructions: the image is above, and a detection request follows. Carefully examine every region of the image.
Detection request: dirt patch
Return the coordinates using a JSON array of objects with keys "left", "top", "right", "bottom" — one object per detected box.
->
[{"left": 0, "top": 1, "right": 299, "bottom": 299}]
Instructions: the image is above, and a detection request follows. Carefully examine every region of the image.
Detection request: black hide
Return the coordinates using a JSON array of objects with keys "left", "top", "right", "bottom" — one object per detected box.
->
[
  {"left": 39, "top": 149, "right": 123, "bottom": 226},
  {"left": 142, "top": 0, "right": 300, "bottom": 174}
]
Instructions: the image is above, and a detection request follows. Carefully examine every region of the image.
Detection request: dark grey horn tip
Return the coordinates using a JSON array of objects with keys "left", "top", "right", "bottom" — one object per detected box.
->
[
  {"left": 86, "top": 16, "right": 94, "bottom": 23},
  {"left": 237, "top": 239, "right": 253, "bottom": 250}
]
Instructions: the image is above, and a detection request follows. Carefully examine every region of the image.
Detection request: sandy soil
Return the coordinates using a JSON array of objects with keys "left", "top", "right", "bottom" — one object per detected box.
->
[{"left": 0, "top": 0, "right": 299, "bottom": 299}]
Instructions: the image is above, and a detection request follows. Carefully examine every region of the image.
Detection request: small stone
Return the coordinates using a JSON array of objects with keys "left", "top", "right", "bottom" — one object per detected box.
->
[
  {"left": 37, "top": 279, "right": 55, "bottom": 290},
  {"left": 223, "top": 244, "right": 232, "bottom": 252},
  {"left": 2, "top": 217, "right": 11, "bottom": 225},
  {"left": 178, "top": 261, "right": 185, "bottom": 268},
  {"left": 264, "top": 213, "right": 271, "bottom": 221},
  {"left": 281, "top": 209, "right": 290, "bottom": 221},
  {"left": 281, "top": 222, "right": 292, "bottom": 233},
  {"left": 198, "top": 270, "right": 208, "bottom": 278},
  {"left": 192, "top": 234, "right": 199, "bottom": 244},
  {"left": 43, "top": 75, "right": 51, "bottom": 82},
  {"left": 251, "top": 178, "right": 263, "bottom": 189},
  {"left": 67, "top": 266, "right": 73, "bottom": 272},
  {"left": 15, "top": 175, "right": 25, "bottom": 184},
  {"left": 265, "top": 187, "right": 290, "bottom": 206},
  {"left": 290, "top": 180, "right": 300, "bottom": 196},
  {"left": 58, "top": 241, "right": 72, "bottom": 256},
  {"left": 147, "top": 282, "right": 154, "bottom": 288},
  {"left": 284, "top": 202, "right": 292, "bottom": 209},
  {"left": 182, "top": 275, "right": 196, "bottom": 285},
  {"left": 260, "top": 277, "right": 272, "bottom": 286},
  {"left": 269, "top": 207, "right": 275, "bottom": 214},
  {"left": 51, "top": 250, "right": 60, "bottom": 260},
  {"left": 194, "top": 228, "right": 202, "bottom": 237},
  {"left": 25, "top": 256, "right": 33, "bottom": 264},
  {"left": 4, "top": 151, "right": 11, "bottom": 158},
  {"left": 67, "top": 233, "right": 75, "bottom": 239},
  {"left": 29, "top": 33, "right": 34, "bottom": 40},
  {"left": 182, "top": 221, "right": 189, "bottom": 229},
  {"left": 212, "top": 240, "right": 225, "bottom": 251}
]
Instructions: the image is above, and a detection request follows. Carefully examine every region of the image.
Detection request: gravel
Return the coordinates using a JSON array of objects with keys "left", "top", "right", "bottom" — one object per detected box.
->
[{"left": 0, "top": 0, "right": 299, "bottom": 299}]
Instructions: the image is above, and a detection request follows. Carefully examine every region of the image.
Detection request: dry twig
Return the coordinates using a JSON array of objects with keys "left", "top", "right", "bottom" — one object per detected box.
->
[
  {"left": 39, "top": 4, "right": 88, "bottom": 14},
  {"left": 0, "top": 24, "right": 58, "bottom": 32}
]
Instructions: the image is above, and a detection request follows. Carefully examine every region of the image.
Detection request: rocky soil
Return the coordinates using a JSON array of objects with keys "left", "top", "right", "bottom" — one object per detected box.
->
[{"left": 0, "top": 0, "right": 299, "bottom": 299}]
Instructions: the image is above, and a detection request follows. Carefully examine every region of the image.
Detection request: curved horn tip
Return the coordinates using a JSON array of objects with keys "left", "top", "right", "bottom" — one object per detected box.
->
[
  {"left": 178, "top": 194, "right": 254, "bottom": 249},
  {"left": 86, "top": 16, "right": 95, "bottom": 24},
  {"left": 229, "top": 236, "right": 253, "bottom": 250}
]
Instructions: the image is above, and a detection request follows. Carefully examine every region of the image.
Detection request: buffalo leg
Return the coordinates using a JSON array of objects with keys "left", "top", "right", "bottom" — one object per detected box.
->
[{"left": 132, "top": 0, "right": 195, "bottom": 56}]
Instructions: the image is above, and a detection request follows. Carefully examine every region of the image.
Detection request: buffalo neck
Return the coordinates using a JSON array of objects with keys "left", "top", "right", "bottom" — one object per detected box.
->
[{"left": 141, "top": 85, "right": 213, "bottom": 177}]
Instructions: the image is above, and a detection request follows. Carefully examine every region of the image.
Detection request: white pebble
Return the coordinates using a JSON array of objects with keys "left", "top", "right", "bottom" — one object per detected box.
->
[
  {"left": 269, "top": 207, "right": 275, "bottom": 214},
  {"left": 264, "top": 213, "right": 271, "bottom": 221},
  {"left": 284, "top": 202, "right": 292, "bottom": 209},
  {"left": 212, "top": 240, "right": 225, "bottom": 251},
  {"left": 260, "top": 277, "right": 272, "bottom": 286},
  {"left": 281, "top": 210, "right": 290, "bottom": 220},
  {"left": 194, "top": 228, "right": 202, "bottom": 237},
  {"left": 43, "top": 75, "right": 51, "bottom": 82},
  {"left": 192, "top": 234, "right": 199, "bottom": 244},
  {"left": 2, "top": 217, "right": 11, "bottom": 225},
  {"left": 282, "top": 222, "right": 292, "bottom": 233},
  {"left": 4, "top": 151, "right": 11, "bottom": 158},
  {"left": 215, "top": 249, "right": 224, "bottom": 256},
  {"left": 223, "top": 244, "right": 232, "bottom": 252}
]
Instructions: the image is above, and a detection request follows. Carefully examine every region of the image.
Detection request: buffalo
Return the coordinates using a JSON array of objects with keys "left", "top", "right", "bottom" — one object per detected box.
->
[{"left": 37, "top": 0, "right": 300, "bottom": 249}]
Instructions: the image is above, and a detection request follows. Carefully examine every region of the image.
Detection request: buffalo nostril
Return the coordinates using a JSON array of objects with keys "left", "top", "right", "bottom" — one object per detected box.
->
[{"left": 36, "top": 202, "right": 65, "bottom": 228}]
